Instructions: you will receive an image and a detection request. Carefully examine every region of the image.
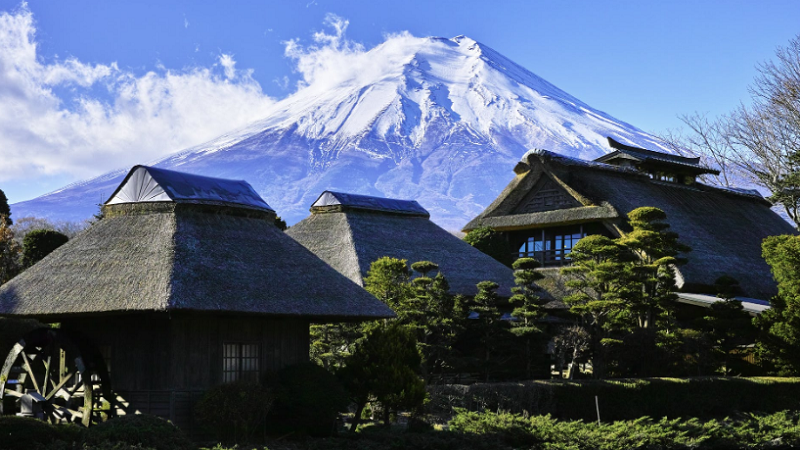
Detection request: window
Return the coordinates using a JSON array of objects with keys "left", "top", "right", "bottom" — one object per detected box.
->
[
  {"left": 223, "top": 343, "right": 260, "bottom": 383},
  {"left": 517, "top": 226, "right": 585, "bottom": 266}
]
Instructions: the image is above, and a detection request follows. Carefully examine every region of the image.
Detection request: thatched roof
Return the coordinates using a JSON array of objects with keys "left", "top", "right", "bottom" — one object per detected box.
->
[
  {"left": 598, "top": 138, "right": 720, "bottom": 176},
  {"left": 0, "top": 168, "right": 394, "bottom": 321},
  {"left": 464, "top": 149, "right": 797, "bottom": 300},
  {"left": 287, "top": 191, "right": 517, "bottom": 297}
]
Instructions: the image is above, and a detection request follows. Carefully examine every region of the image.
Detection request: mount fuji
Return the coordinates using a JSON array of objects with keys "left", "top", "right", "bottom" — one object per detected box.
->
[{"left": 12, "top": 35, "right": 672, "bottom": 230}]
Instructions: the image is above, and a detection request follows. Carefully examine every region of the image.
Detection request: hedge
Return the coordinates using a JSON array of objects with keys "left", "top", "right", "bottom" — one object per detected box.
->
[{"left": 428, "top": 377, "right": 800, "bottom": 422}]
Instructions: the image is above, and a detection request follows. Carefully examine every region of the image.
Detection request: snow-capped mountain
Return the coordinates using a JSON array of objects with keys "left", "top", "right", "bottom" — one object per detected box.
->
[{"left": 12, "top": 35, "right": 671, "bottom": 230}]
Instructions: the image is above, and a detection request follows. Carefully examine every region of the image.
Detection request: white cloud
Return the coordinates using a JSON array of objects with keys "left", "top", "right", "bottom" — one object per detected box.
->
[
  {"left": 283, "top": 13, "right": 416, "bottom": 92},
  {"left": 0, "top": 5, "right": 275, "bottom": 185}
]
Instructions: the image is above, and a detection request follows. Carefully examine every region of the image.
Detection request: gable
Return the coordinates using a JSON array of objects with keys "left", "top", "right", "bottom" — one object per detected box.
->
[{"left": 512, "top": 176, "right": 580, "bottom": 214}]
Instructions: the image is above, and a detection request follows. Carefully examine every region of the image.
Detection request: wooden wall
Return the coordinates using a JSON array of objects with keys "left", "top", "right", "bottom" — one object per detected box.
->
[{"left": 62, "top": 312, "right": 309, "bottom": 430}]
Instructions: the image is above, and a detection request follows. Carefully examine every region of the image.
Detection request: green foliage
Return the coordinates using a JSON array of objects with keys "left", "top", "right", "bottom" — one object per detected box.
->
[
  {"left": 0, "top": 215, "right": 21, "bottom": 284},
  {"left": 463, "top": 226, "right": 512, "bottom": 267},
  {"left": 269, "top": 363, "right": 349, "bottom": 437},
  {"left": 194, "top": 381, "right": 273, "bottom": 443},
  {"left": 509, "top": 258, "right": 547, "bottom": 379},
  {"left": 363, "top": 257, "right": 412, "bottom": 311},
  {"left": 430, "top": 377, "right": 800, "bottom": 423},
  {"left": 338, "top": 322, "right": 426, "bottom": 429},
  {"left": 0, "top": 416, "right": 71, "bottom": 450},
  {"left": 471, "top": 281, "right": 510, "bottom": 382},
  {"left": 309, "top": 322, "right": 363, "bottom": 370},
  {"left": 698, "top": 277, "right": 757, "bottom": 375},
  {"left": 0, "top": 189, "right": 11, "bottom": 226},
  {"left": 756, "top": 234, "right": 800, "bottom": 374},
  {"left": 22, "top": 229, "right": 69, "bottom": 267},
  {"left": 84, "top": 414, "right": 192, "bottom": 450},
  {"left": 274, "top": 216, "right": 288, "bottom": 231},
  {"left": 448, "top": 409, "right": 800, "bottom": 450}
]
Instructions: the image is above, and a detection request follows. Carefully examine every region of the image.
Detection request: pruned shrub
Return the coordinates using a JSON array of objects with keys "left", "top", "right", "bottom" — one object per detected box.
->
[
  {"left": 268, "top": 363, "right": 349, "bottom": 437},
  {"left": 84, "top": 414, "right": 192, "bottom": 450},
  {"left": 0, "top": 416, "right": 70, "bottom": 450},
  {"left": 194, "top": 381, "right": 273, "bottom": 443}
]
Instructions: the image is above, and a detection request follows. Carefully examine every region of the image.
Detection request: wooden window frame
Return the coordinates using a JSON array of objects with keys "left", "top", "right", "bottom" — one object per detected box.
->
[{"left": 222, "top": 342, "right": 261, "bottom": 383}]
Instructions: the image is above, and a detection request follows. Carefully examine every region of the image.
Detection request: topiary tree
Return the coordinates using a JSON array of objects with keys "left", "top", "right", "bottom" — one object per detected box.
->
[
  {"left": 464, "top": 226, "right": 513, "bottom": 267},
  {"left": 274, "top": 216, "right": 288, "bottom": 230},
  {"left": 756, "top": 234, "right": 800, "bottom": 374},
  {"left": 338, "top": 322, "right": 425, "bottom": 430},
  {"left": 699, "top": 276, "right": 757, "bottom": 375},
  {"left": 471, "top": 280, "right": 509, "bottom": 381},
  {"left": 561, "top": 235, "right": 633, "bottom": 378},
  {"left": 22, "top": 229, "right": 69, "bottom": 267},
  {"left": 364, "top": 256, "right": 413, "bottom": 312},
  {"left": 0, "top": 189, "right": 11, "bottom": 226},
  {"left": 617, "top": 207, "right": 690, "bottom": 329},
  {"left": 509, "top": 257, "right": 547, "bottom": 379}
]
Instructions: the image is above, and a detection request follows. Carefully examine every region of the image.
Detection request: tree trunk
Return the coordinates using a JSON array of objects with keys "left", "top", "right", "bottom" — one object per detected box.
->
[
  {"left": 350, "top": 401, "right": 366, "bottom": 433},
  {"left": 383, "top": 407, "right": 391, "bottom": 428}
]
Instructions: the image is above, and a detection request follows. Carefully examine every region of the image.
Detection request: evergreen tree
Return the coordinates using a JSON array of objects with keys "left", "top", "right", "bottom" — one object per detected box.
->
[
  {"left": 508, "top": 257, "right": 546, "bottom": 378},
  {"left": 471, "top": 280, "right": 507, "bottom": 381},
  {"left": 22, "top": 229, "right": 69, "bottom": 267},
  {"left": 617, "top": 207, "right": 690, "bottom": 329},
  {"left": 755, "top": 234, "right": 800, "bottom": 374},
  {"left": 0, "top": 189, "right": 11, "bottom": 226},
  {"left": 363, "top": 256, "right": 413, "bottom": 312},
  {"left": 561, "top": 235, "right": 632, "bottom": 378},
  {"left": 0, "top": 216, "right": 21, "bottom": 284},
  {"left": 699, "top": 276, "right": 757, "bottom": 375},
  {"left": 338, "top": 322, "right": 425, "bottom": 430},
  {"left": 463, "top": 226, "right": 513, "bottom": 267},
  {"left": 309, "top": 322, "right": 364, "bottom": 370},
  {"left": 408, "top": 261, "right": 465, "bottom": 381}
]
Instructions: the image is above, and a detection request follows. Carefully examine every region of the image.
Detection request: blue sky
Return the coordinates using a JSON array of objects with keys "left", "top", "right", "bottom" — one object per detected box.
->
[{"left": 1, "top": 0, "right": 799, "bottom": 204}]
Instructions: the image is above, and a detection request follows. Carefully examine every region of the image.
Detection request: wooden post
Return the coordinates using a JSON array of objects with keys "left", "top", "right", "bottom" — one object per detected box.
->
[{"left": 595, "top": 396, "right": 600, "bottom": 425}]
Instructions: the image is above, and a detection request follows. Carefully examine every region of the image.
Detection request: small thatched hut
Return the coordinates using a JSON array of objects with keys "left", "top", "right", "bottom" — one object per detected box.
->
[
  {"left": 286, "top": 191, "right": 516, "bottom": 296},
  {"left": 464, "top": 138, "right": 797, "bottom": 300},
  {"left": 0, "top": 166, "right": 393, "bottom": 427}
]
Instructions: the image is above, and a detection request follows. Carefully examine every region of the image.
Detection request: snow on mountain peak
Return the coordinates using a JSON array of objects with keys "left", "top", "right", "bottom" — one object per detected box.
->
[{"left": 12, "top": 33, "right": 672, "bottom": 230}]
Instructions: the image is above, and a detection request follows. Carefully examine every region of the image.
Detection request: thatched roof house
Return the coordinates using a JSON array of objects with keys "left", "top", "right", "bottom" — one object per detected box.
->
[
  {"left": 0, "top": 166, "right": 394, "bottom": 429},
  {"left": 287, "top": 191, "right": 516, "bottom": 296},
  {"left": 464, "top": 140, "right": 797, "bottom": 300},
  {"left": 0, "top": 165, "right": 394, "bottom": 321}
]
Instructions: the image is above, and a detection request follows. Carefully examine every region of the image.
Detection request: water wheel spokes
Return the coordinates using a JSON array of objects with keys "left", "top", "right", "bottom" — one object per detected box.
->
[{"left": 0, "top": 328, "right": 110, "bottom": 426}]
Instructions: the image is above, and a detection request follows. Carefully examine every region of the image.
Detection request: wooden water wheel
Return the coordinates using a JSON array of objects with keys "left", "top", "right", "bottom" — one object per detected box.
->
[{"left": 0, "top": 328, "right": 112, "bottom": 426}]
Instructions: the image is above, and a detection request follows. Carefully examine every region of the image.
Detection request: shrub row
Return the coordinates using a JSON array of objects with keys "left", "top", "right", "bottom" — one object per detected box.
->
[
  {"left": 0, "top": 414, "right": 192, "bottom": 450},
  {"left": 428, "top": 377, "right": 800, "bottom": 422}
]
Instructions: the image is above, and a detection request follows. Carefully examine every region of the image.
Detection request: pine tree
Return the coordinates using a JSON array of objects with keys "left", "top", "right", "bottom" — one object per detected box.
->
[
  {"left": 338, "top": 322, "right": 424, "bottom": 430},
  {"left": 0, "top": 216, "right": 21, "bottom": 284},
  {"left": 699, "top": 276, "right": 756, "bottom": 375},
  {"left": 561, "top": 235, "right": 632, "bottom": 378},
  {"left": 508, "top": 257, "right": 546, "bottom": 378},
  {"left": 22, "top": 229, "right": 69, "bottom": 267},
  {"left": 0, "top": 189, "right": 11, "bottom": 226},
  {"left": 755, "top": 234, "right": 800, "bottom": 374},
  {"left": 472, "top": 280, "right": 506, "bottom": 381},
  {"left": 617, "top": 207, "right": 691, "bottom": 329},
  {"left": 364, "top": 256, "right": 413, "bottom": 313},
  {"left": 463, "top": 226, "right": 513, "bottom": 266}
]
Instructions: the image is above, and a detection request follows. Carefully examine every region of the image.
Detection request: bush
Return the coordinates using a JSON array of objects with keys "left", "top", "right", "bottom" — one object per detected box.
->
[
  {"left": 429, "top": 377, "right": 800, "bottom": 422},
  {"left": 448, "top": 409, "right": 800, "bottom": 450},
  {"left": 84, "top": 414, "right": 192, "bottom": 450},
  {"left": 0, "top": 416, "right": 73, "bottom": 450},
  {"left": 268, "top": 363, "right": 349, "bottom": 437},
  {"left": 194, "top": 381, "right": 273, "bottom": 443}
]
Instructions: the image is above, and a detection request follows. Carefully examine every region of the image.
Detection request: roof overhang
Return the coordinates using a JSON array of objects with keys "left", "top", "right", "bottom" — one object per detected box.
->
[
  {"left": 465, "top": 205, "right": 619, "bottom": 232},
  {"left": 676, "top": 293, "right": 770, "bottom": 316}
]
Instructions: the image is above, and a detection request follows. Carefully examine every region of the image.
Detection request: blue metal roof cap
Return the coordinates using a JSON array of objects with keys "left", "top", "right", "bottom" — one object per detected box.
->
[
  {"left": 311, "top": 191, "right": 429, "bottom": 217},
  {"left": 105, "top": 165, "right": 274, "bottom": 212}
]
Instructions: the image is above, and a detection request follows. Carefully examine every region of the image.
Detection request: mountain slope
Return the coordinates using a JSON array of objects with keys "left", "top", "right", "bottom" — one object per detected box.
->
[{"left": 12, "top": 35, "right": 671, "bottom": 230}]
